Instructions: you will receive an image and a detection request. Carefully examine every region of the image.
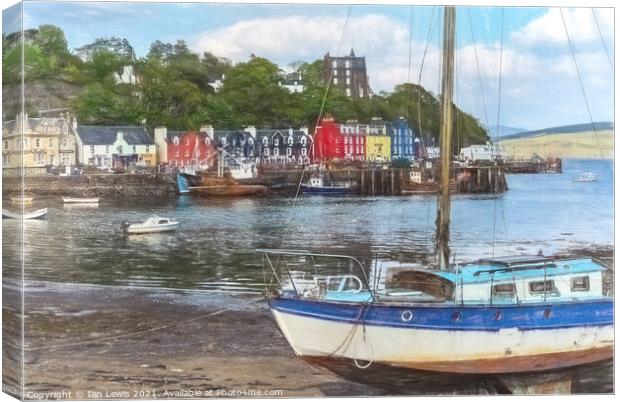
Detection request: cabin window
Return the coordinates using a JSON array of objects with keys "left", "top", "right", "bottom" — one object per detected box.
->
[
  {"left": 493, "top": 283, "right": 515, "bottom": 296},
  {"left": 529, "top": 280, "right": 554, "bottom": 294},
  {"left": 571, "top": 276, "right": 590, "bottom": 292}
]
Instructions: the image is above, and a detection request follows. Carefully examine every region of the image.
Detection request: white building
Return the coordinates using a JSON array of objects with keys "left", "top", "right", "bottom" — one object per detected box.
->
[
  {"left": 460, "top": 142, "right": 507, "bottom": 163},
  {"left": 76, "top": 125, "right": 156, "bottom": 168}
]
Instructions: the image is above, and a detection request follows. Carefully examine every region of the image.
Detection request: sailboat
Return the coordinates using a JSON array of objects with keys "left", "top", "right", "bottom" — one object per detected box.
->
[{"left": 258, "top": 6, "right": 612, "bottom": 392}]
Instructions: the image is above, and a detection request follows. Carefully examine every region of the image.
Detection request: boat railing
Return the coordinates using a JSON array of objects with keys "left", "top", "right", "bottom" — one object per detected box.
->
[{"left": 256, "top": 248, "right": 375, "bottom": 302}]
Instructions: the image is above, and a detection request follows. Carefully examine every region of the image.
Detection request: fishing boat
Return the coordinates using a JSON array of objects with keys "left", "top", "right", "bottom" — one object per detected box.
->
[
  {"left": 2, "top": 208, "right": 48, "bottom": 220},
  {"left": 300, "top": 175, "right": 358, "bottom": 195},
  {"left": 61, "top": 196, "right": 99, "bottom": 204},
  {"left": 10, "top": 196, "right": 33, "bottom": 203},
  {"left": 258, "top": 6, "right": 613, "bottom": 393},
  {"left": 573, "top": 171, "right": 598, "bottom": 183},
  {"left": 122, "top": 215, "right": 179, "bottom": 234},
  {"left": 189, "top": 184, "right": 268, "bottom": 196}
]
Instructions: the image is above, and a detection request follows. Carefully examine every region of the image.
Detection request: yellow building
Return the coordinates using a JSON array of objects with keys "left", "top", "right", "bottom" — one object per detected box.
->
[
  {"left": 364, "top": 123, "right": 391, "bottom": 162},
  {"left": 2, "top": 113, "right": 77, "bottom": 168}
]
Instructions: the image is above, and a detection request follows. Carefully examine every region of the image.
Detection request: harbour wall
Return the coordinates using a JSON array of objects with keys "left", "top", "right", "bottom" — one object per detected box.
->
[{"left": 2, "top": 173, "right": 178, "bottom": 199}]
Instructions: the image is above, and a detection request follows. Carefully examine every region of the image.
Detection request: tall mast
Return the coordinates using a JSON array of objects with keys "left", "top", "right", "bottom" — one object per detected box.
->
[{"left": 436, "top": 6, "right": 456, "bottom": 271}]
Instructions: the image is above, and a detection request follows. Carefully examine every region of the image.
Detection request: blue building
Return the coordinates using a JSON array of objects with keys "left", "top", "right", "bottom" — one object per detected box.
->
[{"left": 387, "top": 118, "right": 419, "bottom": 160}]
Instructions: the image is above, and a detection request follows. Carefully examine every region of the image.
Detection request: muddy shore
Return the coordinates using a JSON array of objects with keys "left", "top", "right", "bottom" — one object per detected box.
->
[{"left": 2, "top": 246, "right": 614, "bottom": 398}]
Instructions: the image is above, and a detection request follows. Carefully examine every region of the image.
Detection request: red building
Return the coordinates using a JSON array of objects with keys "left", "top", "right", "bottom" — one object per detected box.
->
[
  {"left": 166, "top": 131, "right": 217, "bottom": 167},
  {"left": 311, "top": 117, "right": 365, "bottom": 163}
]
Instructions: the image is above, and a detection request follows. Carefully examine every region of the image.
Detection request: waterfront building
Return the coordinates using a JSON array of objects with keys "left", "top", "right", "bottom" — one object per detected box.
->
[
  {"left": 460, "top": 142, "right": 508, "bottom": 163},
  {"left": 387, "top": 118, "right": 418, "bottom": 160},
  {"left": 2, "top": 112, "right": 77, "bottom": 169},
  {"left": 154, "top": 126, "right": 217, "bottom": 168},
  {"left": 312, "top": 117, "right": 366, "bottom": 163},
  {"left": 76, "top": 125, "right": 156, "bottom": 168},
  {"left": 213, "top": 129, "right": 256, "bottom": 160},
  {"left": 364, "top": 118, "right": 391, "bottom": 162},
  {"left": 323, "top": 49, "right": 371, "bottom": 98},
  {"left": 254, "top": 127, "right": 311, "bottom": 166}
]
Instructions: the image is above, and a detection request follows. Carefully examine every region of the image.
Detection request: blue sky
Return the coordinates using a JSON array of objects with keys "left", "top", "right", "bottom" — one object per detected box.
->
[{"left": 3, "top": 1, "right": 615, "bottom": 130}]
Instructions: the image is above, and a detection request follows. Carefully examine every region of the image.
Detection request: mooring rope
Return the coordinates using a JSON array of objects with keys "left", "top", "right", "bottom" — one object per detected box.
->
[{"left": 6, "top": 297, "right": 263, "bottom": 352}]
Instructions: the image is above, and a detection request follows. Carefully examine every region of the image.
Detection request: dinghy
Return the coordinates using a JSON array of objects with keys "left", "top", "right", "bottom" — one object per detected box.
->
[
  {"left": 62, "top": 196, "right": 100, "bottom": 204},
  {"left": 2, "top": 208, "right": 48, "bottom": 220},
  {"left": 10, "top": 196, "right": 33, "bottom": 203}
]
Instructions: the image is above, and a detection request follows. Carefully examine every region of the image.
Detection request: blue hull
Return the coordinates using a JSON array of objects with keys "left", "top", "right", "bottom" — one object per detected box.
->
[{"left": 270, "top": 297, "right": 613, "bottom": 331}]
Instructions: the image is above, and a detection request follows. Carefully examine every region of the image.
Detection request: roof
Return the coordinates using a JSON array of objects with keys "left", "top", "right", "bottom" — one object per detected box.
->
[
  {"left": 77, "top": 125, "right": 154, "bottom": 145},
  {"left": 431, "top": 258, "right": 605, "bottom": 284}
]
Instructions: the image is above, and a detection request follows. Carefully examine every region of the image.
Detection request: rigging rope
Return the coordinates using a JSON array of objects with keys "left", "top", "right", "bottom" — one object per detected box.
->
[
  {"left": 467, "top": 8, "right": 491, "bottom": 132},
  {"left": 491, "top": 7, "right": 504, "bottom": 259},
  {"left": 560, "top": 8, "right": 605, "bottom": 159},
  {"left": 279, "top": 6, "right": 353, "bottom": 248},
  {"left": 8, "top": 297, "right": 264, "bottom": 352},
  {"left": 591, "top": 8, "right": 614, "bottom": 73}
]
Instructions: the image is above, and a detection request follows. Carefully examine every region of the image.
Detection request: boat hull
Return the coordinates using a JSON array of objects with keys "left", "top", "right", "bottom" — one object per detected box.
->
[
  {"left": 126, "top": 223, "right": 179, "bottom": 234},
  {"left": 189, "top": 185, "right": 268, "bottom": 196},
  {"left": 62, "top": 197, "right": 99, "bottom": 203},
  {"left": 270, "top": 298, "right": 613, "bottom": 374},
  {"left": 300, "top": 184, "right": 358, "bottom": 195},
  {"left": 2, "top": 208, "right": 48, "bottom": 220}
]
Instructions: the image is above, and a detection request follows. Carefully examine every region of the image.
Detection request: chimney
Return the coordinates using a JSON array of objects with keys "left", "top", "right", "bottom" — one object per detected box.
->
[
  {"left": 244, "top": 125, "right": 256, "bottom": 139},
  {"left": 300, "top": 126, "right": 308, "bottom": 136},
  {"left": 200, "top": 124, "right": 214, "bottom": 140},
  {"left": 117, "top": 131, "right": 124, "bottom": 142}
]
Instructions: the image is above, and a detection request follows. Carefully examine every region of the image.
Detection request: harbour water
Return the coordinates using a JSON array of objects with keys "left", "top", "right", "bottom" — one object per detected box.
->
[{"left": 3, "top": 158, "right": 613, "bottom": 294}]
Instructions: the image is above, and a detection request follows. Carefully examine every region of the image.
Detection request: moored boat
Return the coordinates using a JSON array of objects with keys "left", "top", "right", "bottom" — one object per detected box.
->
[
  {"left": 2, "top": 208, "right": 48, "bottom": 220},
  {"left": 300, "top": 176, "right": 358, "bottom": 195},
  {"left": 62, "top": 196, "right": 100, "bottom": 204},
  {"left": 122, "top": 215, "right": 179, "bottom": 234},
  {"left": 189, "top": 184, "right": 268, "bottom": 196},
  {"left": 10, "top": 196, "right": 33, "bottom": 203}
]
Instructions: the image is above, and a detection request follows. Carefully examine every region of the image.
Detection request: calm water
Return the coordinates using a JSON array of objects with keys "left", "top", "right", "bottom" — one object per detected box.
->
[{"left": 3, "top": 159, "right": 613, "bottom": 295}]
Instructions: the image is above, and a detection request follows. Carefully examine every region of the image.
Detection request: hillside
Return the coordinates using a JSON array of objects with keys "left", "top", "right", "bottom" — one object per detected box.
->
[
  {"left": 501, "top": 122, "right": 614, "bottom": 140},
  {"left": 499, "top": 131, "right": 613, "bottom": 159}
]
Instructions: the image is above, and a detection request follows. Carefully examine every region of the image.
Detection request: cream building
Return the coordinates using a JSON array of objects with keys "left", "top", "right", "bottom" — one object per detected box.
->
[
  {"left": 75, "top": 125, "right": 156, "bottom": 168},
  {"left": 2, "top": 113, "right": 77, "bottom": 168}
]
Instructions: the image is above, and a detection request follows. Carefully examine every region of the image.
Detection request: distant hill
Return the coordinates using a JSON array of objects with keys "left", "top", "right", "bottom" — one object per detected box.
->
[
  {"left": 501, "top": 122, "right": 614, "bottom": 140},
  {"left": 499, "top": 130, "right": 613, "bottom": 159},
  {"left": 486, "top": 125, "right": 527, "bottom": 138}
]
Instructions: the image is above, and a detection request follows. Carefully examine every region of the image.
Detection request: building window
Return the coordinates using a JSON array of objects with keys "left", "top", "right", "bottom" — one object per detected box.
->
[
  {"left": 264, "top": 148, "right": 269, "bottom": 156},
  {"left": 62, "top": 137, "right": 68, "bottom": 147},
  {"left": 35, "top": 138, "right": 40, "bottom": 148},
  {"left": 346, "top": 77, "right": 351, "bottom": 85},
  {"left": 274, "top": 148, "right": 279, "bottom": 156},
  {"left": 345, "top": 60, "right": 350, "bottom": 68},
  {"left": 185, "top": 150, "right": 189, "bottom": 157},
  {"left": 146, "top": 145, "right": 150, "bottom": 153},
  {"left": 346, "top": 69, "right": 350, "bottom": 76},
  {"left": 175, "top": 149, "right": 179, "bottom": 157},
  {"left": 105, "top": 145, "right": 109, "bottom": 154},
  {"left": 286, "top": 147, "right": 292, "bottom": 156},
  {"left": 173, "top": 137, "right": 179, "bottom": 145},
  {"left": 205, "top": 137, "right": 211, "bottom": 145},
  {"left": 301, "top": 137, "right": 307, "bottom": 146},
  {"left": 301, "top": 148, "right": 307, "bottom": 156},
  {"left": 185, "top": 139, "right": 189, "bottom": 146},
  {"left": 333, "top": 77, "right": 338, "bottom": 85},
  {"left": 287, "top": 137, "right": 293, "bottom": 146},
  {"left": 90, "top": 145, "right": 95, "bottom": 153},
  {"left": 571, "top": 276, "right": 590, "bottom": 292},
  {"left": 274, "top": 138, "right": 279, "bottom": 146},
  {"left": 346, "top": 88, "right": 351, "bottom": 96},
  {"left": 332, "top": 60, "right": 337, "bottom": 68},
  {"left": 133, "top": 145, "right": 137, "bottom": 153}
]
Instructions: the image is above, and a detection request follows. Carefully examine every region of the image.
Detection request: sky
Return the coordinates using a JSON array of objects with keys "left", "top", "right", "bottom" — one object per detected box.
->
[{"left": 2, "top": 0, "right": 615, "bottom": 131}]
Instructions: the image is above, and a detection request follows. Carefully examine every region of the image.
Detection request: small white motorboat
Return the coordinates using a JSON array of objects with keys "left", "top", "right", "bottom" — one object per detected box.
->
[
  {"left": 62, "top": 196, "right": 99, "bottom": 204},
  {"left": 122, "top": 215, "right": 179, "bottom": 234},
  {"left": 2, "top": 208, "right": 48, "bottom": 220},
  {"left": 573, "top": 171, "right": 598, "bottom": 182},
  {"left": 10, "top": 196, "right": 33, "bottom": 203}
]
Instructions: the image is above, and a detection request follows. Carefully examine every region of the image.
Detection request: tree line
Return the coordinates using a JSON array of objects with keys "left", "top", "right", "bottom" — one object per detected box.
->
[{"left": 2, "top": 24, "right": 489, "bottom": 151}]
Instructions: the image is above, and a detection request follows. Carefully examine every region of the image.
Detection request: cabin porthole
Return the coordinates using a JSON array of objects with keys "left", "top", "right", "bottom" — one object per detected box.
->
[
  {"left": 451, "top": 311, "right": 462, "bottom": 322},
  {"left": 495, "top": 311, "right": 503, "bottom": 321},
  {"left": 401, "top": 310, "right": 413, "bottom": 322},
  {"left": 543, "top": 309, "right": 552, "bottom": 319}
]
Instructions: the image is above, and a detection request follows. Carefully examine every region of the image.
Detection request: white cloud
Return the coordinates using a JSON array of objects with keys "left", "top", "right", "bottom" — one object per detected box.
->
[{"left": 191, "top": 9, "right": 613, "bottom": 129}]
